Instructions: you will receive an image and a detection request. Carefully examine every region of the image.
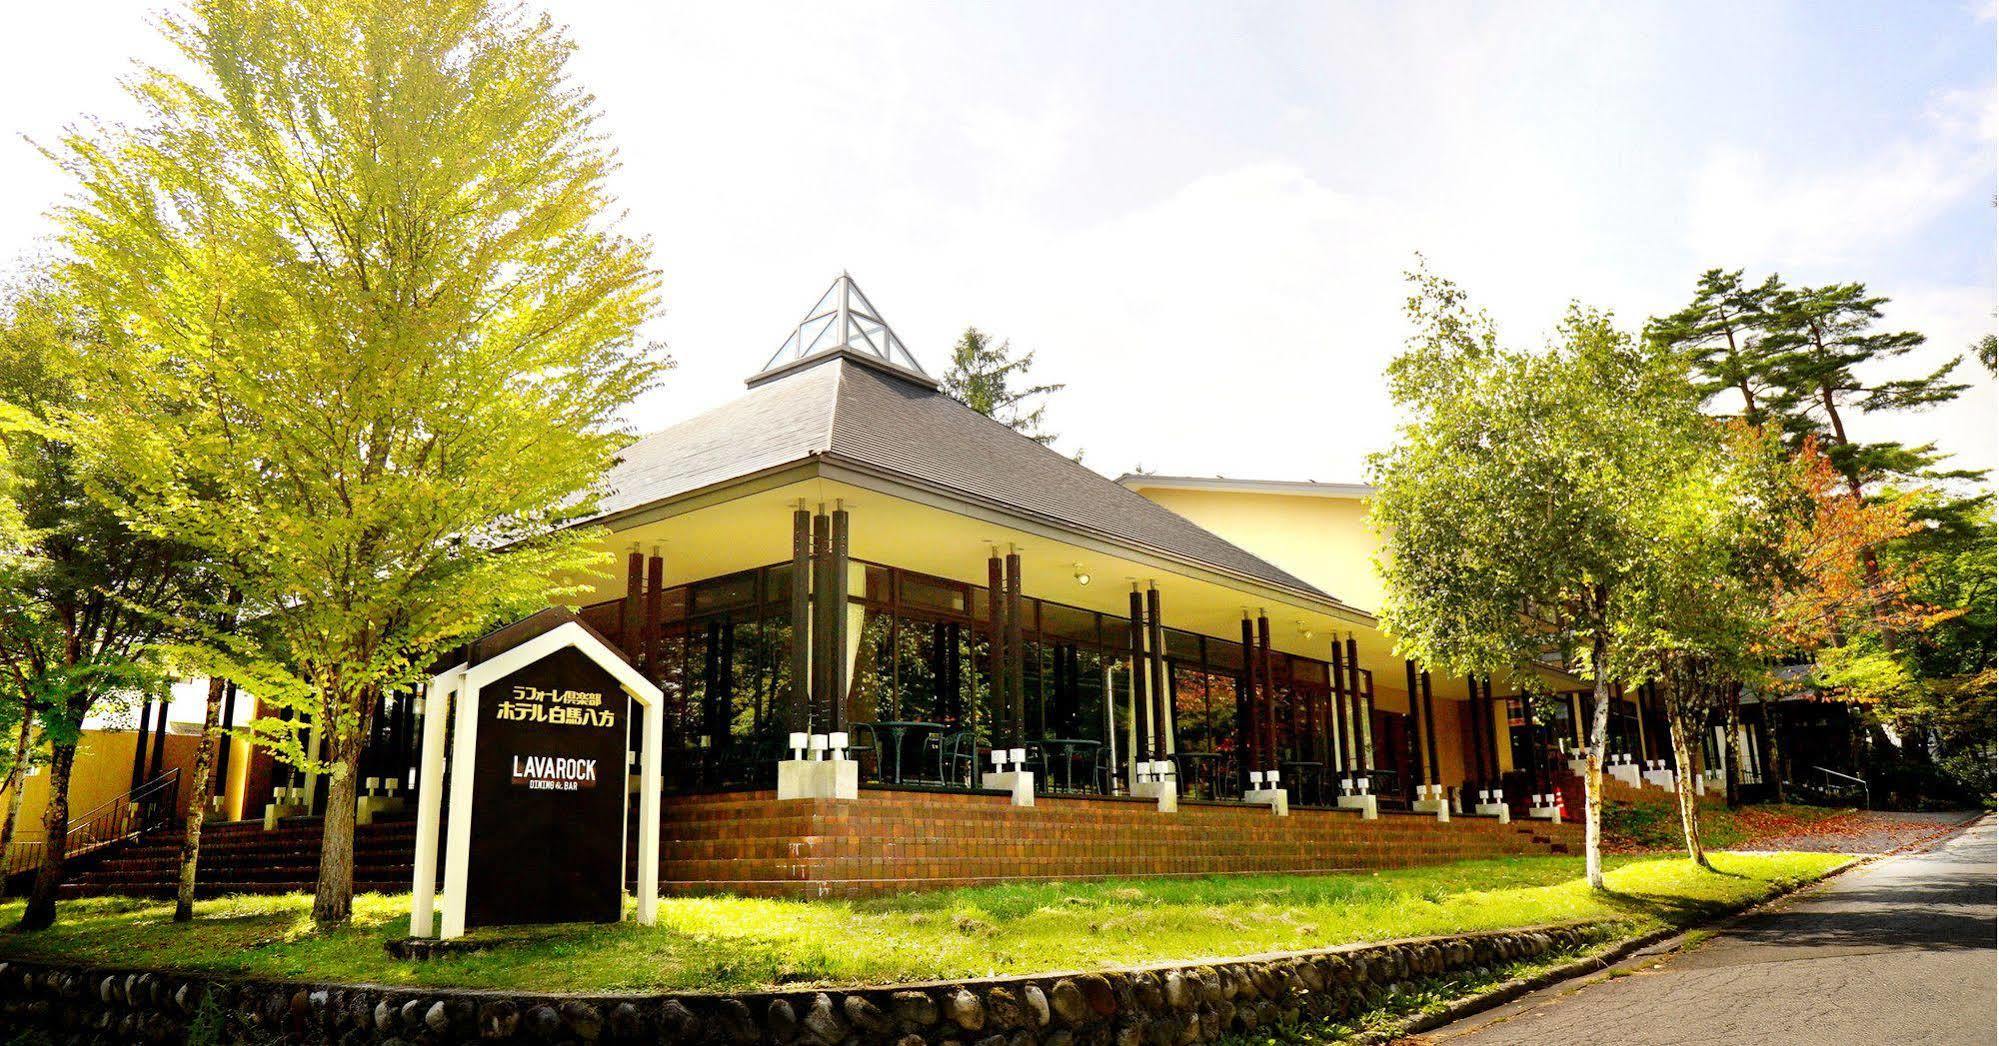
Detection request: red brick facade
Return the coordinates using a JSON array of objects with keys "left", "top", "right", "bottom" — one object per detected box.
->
[{"left": 657, "top": 788, "right": 1581, "bottom": 898}]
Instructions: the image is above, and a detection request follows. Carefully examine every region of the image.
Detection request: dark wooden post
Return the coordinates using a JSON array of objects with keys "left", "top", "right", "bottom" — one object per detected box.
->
[
  {"left": 1146, "top": 584, "right": 1168, "bottom": 758},
  {"left": 787, "top": 505, "right": 810, "bottom": 734},
  {"left": 1232, "top": 614, "right": 1252, "bottom": 781},
  {"left": 985, "top": 552, "right": 1003, "bottom": 743},
  {"left": 810, "top": 510, "right": 832, "bottom": 731},
  {"left": 1131, "top": 587, "right": 1151, "bottom": 765},
  {"left": 1328, "top": 640, "right": 1348, "bottom": 772},
  {"left": 644, "top": 552, "right": 664, "bottom": 676},
  {"left": 1255, "top": 614, "right": 1275, "bottom": 770},
  {"left": 214, "top": 681, "right": 238, "bottom": 798},
  {"left": 1420, "top": 670, "right": 1440, "bottom": 787},
  {"left": 129, "top": 697, "right": 154, "bottom": 792},
  {"left": 1004, "top": 548, "right": 1024, "bottom": 745},
  {"left": 1471, "top": 676, "right": 1487, "bottom": 792},
  {"left": 1403, "top": 660, "right": 1424, "bottom": 790},
  {"left": 146, "top": 697, "right": 168, "bottom": 782},
  {"left": 829, "top": 505, "right": 851, "bottom": 731},
  {"left": 1345, "top": 635, "right": 1369, "bottom": 772}
]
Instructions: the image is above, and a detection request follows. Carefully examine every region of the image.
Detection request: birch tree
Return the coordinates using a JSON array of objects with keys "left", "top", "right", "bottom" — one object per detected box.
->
[{"left": 1369, "top": 265, "right": 1706, "bottom": 890}]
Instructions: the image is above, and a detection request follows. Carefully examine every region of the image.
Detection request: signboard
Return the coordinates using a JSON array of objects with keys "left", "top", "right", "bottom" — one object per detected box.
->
[{"left": 463, "top": 644, "right": 629, "bottom": 928}]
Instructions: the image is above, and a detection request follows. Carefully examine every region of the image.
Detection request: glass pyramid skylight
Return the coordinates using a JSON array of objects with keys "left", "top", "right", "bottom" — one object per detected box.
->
[{"left": 763, "top": 274, "right": 927, "bottom": 377}]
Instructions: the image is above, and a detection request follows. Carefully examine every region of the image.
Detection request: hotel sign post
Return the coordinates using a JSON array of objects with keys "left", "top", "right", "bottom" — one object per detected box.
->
[{"left": 407, "top": 612, "right": 663, "bottom": 940}]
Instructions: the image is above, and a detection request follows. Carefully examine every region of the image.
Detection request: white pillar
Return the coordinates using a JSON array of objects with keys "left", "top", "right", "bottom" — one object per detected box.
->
[
  {"left": 438, "top": 675, "right": 483, "bottom": 940},
  {"left": 635, "top": 689, "right": 662, "bottom": 927},
  {"left": 409, "top": 670, "right": 457, "bottom": 938}
]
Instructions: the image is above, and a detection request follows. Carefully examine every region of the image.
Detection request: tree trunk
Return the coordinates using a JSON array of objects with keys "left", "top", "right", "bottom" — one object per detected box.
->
[
  {"left": 17, "top": 740, "right": 76, "bottom": 931},
  {"left": 1584, "top": 631, "right": 1612, "bottom": 891},
  {"left": 0, "top": 712, "right": 36, "bottom": 895},
  {"left": 174, "top": 675, "right": 228, "bottom": 922},
  {"left": 1664, "top": 682, "right": 1711, "bottom": 869},
  {"left": 311, "top": 740, "right": 362, "bottom": 927}
]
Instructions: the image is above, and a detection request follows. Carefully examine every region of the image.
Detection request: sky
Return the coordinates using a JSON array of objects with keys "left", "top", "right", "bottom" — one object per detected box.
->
[{"left": 1, "top": 0, "right": 1993, "bottom": 486}]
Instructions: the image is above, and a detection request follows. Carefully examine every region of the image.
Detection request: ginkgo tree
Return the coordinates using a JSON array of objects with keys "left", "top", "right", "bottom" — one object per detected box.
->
[{"left": 54, "top": 0, "right": 664, "bottom": 926}]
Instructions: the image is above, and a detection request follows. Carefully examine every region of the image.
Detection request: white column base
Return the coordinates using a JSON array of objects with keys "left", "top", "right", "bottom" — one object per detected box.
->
[
  {"left": 1336, "top": 794, "right": 1378, "bottom": 819},
  {"left": 1568, "top": 757, "right": 1591, "bottom": 777},
  {"left": 1475, "top": 801, "right": 1511, "bottom": 824},
  {"left": 1642, "top": 769, "right": 1676, "bottom": 791},
  {"left": 1528, "top": 804, "right": 1562, "bottom": 821},
  {"left": 1244, "top": 787, "right": 1289, "bottom": 816},
  {"left": 1609, "top": 764, "right": 1643, "bottom": 789},
  {"left": 1132, "top": 777, "right": 1179, "bottom": 812},
  {"left": 981, "top": 769, "right": 1036, "bottom": 806},
  {"left": 1693, "top": 773, "right": 1708, "bottom": 796},
  {"left": 777, "top": 758, "right": 860, "bottom": 800},
  {"left": 1413, "top": 798, "right": 1451, "bottom": 821},
  {"left": 262, "top": 803, "right": 305, "bottom": 830}
]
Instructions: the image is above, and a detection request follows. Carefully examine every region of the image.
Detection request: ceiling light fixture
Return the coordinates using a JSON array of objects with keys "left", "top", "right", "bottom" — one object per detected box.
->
[{"left": 1073, "top": 564, "right": 1091, "bottom": 586}]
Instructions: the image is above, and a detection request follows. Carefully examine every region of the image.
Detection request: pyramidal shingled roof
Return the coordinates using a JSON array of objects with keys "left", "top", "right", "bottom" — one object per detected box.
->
[{"left": 592, "top": 278, "right": 1343, "bottom": 606}]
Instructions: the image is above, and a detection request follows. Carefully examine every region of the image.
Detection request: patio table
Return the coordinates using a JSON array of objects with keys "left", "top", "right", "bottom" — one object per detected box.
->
[
  {"left": 1031, "top": 738, "right": 1103, "bottom": 793},
  {"left": 1172, "top": 750, "right": 1233, "bottom": 799},
  {"left": 866, "top": 721, "right": 948, "bottom": 784}
]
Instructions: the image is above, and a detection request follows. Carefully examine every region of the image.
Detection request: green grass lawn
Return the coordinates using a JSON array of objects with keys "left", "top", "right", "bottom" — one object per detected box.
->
[{"left": 0, "top": 852, "right": 1848, "bottom": 993}]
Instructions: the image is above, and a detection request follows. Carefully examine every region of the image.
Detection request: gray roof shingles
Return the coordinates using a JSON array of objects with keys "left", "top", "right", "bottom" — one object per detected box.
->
[{"left": 591, "top": 355, "right": 1340, "bottom": 604}]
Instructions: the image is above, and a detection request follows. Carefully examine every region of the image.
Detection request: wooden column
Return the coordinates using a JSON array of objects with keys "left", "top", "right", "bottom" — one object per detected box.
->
[
  {"left": 787, "top": 506, "right": 810, "bottom": 734},
  {"left": 1237, "top": 615, "right": 1257, "bottom": 777},
  {"left": 1481, "top": 677, "right": 1498, "bottom": 779},
  {"left": 1131, "top": 588, "right": 1152, "bottom": 765},
  {"left": 1569, "top": 692, "right": 1585, "bottom": 748},
  {"left": 1346, "top": 635, "right": 1370, "bottom": 772},
  {"left": 621, "top": 551, "right": 644, "bottom": 654},
  {"left": 214, "top": 681, "right": 238, "bottom": 797},
  {"left": 1146, "top": 584, "right": 1169, "bottom": 757},
  {"left": 987, "top": 552, "right": 1004, "bottom": 740},
  {"left": 1329, "top": 640, "right": 1349, "bottom": 772},
  {"left": 1420, "top": 670, "right": 1440, "bottom": 787},
  {"left": 129, "top": 697, "right": 154, "bottom": 791},
  {"left": 1403, "top": 660, "right": 1424, "bottom": 788},
  {"left": 644, "top": 552, "right": 664, "bottom": 675},
  {"left": 830, "top": 505, "right": 851, "bottom": 731},
  {"left": 1465, "top": 675, "right": 1485, "bottom": 787},
  {"left": 1004, "top": 548, "right": 1024, "bottom": 744},
  {"left": 146, "top": 697, "right": 168, "bottom": 782},
  {"left": 810, "top": 510, "right": 832, "bottom": 731},
  {"left": 1256, "top": 614, "right": 1275, "bottom": 770}
]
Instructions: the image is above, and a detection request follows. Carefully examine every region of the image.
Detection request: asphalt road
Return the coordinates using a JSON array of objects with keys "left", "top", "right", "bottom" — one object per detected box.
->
[{"left": 1424, "top": 815, "right": 1996, "bottom": 1046}]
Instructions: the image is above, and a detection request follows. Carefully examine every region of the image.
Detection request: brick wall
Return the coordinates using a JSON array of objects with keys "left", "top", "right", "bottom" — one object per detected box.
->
[{"left": 654, "top": 788, "right": 1581, "bottom": 898}]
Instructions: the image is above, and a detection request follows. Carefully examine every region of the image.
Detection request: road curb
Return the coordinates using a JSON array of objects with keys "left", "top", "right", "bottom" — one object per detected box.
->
[{"left": 1371, "top": 816, "right": 1988, "bottom": 1044}]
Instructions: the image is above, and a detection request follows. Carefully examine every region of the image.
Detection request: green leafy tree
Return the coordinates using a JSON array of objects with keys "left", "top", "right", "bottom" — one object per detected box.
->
[
  {"left": 1761, "top": 283, "right": 1969, "bottom": 493},
  {"left": 1646, "top": 268, "right": 1785, "bottom": 425},
  {"left": 1369, "top": 265, "right": 1708, "bottom": 889},
  {"left": 54, "top": 0, "right": 664, "bottom": 926},
  {"left": 941, "top": 328, "right": 1065, "bottom": 445},
  {"left": 0, "top": 278, "right": 208, "bottom": 931}
]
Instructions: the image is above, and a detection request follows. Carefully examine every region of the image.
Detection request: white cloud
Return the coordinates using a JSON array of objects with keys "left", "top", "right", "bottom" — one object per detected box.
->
[{"left": 1686, "top": 84, "right": 1995, "bottom": 266}]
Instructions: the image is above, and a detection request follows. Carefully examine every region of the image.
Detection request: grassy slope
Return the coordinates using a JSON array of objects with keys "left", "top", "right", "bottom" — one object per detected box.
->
[{"left": 0, "top": 852, "right": 1846, "bottom": 994}]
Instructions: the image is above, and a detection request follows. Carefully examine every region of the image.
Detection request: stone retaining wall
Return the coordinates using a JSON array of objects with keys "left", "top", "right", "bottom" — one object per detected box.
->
[{"left": 0, "top": 924, "right": 1597, "bottom": 1045}]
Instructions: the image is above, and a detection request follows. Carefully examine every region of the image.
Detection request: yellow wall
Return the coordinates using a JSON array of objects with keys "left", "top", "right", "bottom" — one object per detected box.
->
[
  {"left": 7, "top": 731, "right": 141, "bottom": 841},
  {"left": 1134, "top": 488, "right": 1387, "bottom": 614}
]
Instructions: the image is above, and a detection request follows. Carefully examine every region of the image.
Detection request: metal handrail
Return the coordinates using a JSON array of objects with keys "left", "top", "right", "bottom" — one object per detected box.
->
[
  {"left": 3, "top": 767, "right": 182, "bottom": 877},
  {"left": 1809, "top": 764, "right": 1869, "bottom": 810}
]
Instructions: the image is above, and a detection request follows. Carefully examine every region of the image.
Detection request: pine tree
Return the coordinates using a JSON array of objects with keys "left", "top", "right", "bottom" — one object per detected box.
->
[
  {"left": 941, "top": 328, "right": 1064, "bottom": 445},
  {"left": 1646, "top": 268, "right": 1785, "bottom": 424},
  {"left": 1760, "top": 283, "right": 1969, "bottom": 492}
]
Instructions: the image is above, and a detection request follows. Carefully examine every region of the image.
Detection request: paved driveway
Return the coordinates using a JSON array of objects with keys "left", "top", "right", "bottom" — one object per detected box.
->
[{"left": 1422, "top": 816, "right": 1995, "bottom": 1046}]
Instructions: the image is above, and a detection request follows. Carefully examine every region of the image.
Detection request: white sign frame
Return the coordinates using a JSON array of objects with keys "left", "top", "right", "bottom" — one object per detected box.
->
[{"left": 409, "top": 621, "right": 664, "bottom": 939}]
